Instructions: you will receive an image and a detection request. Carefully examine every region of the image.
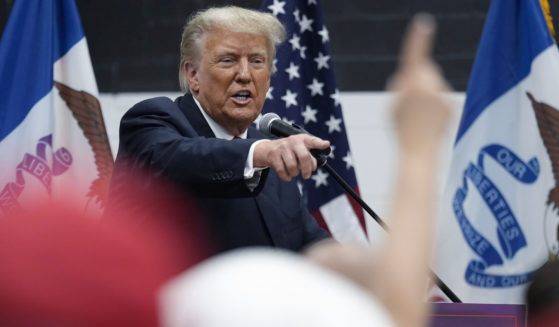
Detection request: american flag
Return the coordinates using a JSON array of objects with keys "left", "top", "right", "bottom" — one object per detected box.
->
[{"left": 261, "top": 0, "right": 367, "bottom": 243}]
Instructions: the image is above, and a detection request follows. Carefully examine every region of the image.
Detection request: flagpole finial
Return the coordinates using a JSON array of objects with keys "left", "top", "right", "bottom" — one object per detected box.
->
[{"left": 540, "top": 0, "right": 556, "bottom": 40}]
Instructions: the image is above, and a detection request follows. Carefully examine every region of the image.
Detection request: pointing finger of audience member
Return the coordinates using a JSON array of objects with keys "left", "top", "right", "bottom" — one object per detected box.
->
[{"left": 400, "top": 13, "right": 435, "bottom": 71}]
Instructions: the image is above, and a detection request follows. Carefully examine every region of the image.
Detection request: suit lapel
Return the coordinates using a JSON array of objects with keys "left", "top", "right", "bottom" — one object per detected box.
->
[
  {"left": 176, "top": 94, "right": 215, "bottom": 138},
  {"left": 177, "top": 94, "right": 286, "bottom": 246}
]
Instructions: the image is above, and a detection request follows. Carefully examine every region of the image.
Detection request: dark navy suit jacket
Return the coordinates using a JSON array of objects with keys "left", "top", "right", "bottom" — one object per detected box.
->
[{"left": 108, "top": 94, "right": 329, "bottom": 253}]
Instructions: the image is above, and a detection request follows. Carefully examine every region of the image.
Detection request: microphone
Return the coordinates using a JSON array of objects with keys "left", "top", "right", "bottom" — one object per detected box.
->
[{"left": 257, "top": 113, "right": 331, "bottom": 159}]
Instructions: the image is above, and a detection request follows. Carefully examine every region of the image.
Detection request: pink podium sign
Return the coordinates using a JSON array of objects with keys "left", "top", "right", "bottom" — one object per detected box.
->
[{"left": 428, "top": 303, "right": 526, "bottom": 327}]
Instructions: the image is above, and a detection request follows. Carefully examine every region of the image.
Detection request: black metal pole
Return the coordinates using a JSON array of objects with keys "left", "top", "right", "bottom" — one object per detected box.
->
[{"left": 321, "top": 161, "right": 462, "bottom": 303}]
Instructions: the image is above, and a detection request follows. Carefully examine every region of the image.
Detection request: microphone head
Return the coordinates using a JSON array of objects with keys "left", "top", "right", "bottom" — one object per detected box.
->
[{"left": 257, "top": 113, "right": 281, "bottom": 136}]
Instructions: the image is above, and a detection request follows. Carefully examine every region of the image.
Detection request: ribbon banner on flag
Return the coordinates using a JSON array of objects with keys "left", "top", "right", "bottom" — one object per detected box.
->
[
  {"left": 0, "top": 0, "right": 113, "bottom": 216},
  {"left": 434, "top": 0, "right": 559, "bottom": 303},
  {"left": 260, "top": 0, "right": 367, "bottom": 243}
]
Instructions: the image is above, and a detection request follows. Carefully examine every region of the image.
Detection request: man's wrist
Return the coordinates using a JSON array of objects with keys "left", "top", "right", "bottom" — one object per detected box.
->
[
  {"left": 246, "top": 139, "right": 269, "bottom": 178},
  {"left": 252, "top": 139, "right": 271, "bottom": 168}
]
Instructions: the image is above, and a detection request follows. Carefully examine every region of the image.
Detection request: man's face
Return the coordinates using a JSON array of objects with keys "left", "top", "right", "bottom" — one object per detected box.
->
[{"left": 185, "top": 28, "right": 272, "bottom": 135}]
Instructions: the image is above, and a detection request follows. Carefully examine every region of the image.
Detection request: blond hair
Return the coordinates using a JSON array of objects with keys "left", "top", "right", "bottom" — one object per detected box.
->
[{"left": 178, "top": 6, "right": 286, "bottom": 93}]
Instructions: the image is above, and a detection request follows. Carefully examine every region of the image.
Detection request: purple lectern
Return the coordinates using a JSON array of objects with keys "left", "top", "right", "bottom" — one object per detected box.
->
[{"left": 428, "top": 303, "right": 526, "bottom": 327}]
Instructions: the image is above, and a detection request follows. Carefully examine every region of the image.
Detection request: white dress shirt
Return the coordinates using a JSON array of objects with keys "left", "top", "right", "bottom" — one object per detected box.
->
[{"left": 192, "top": 96, "right": 265, "bottom": 184}]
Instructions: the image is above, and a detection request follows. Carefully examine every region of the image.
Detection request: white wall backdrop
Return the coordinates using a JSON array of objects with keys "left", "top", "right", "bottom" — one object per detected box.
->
[{"left": 99, "top": 91, "right": 465, "bottom": 246}]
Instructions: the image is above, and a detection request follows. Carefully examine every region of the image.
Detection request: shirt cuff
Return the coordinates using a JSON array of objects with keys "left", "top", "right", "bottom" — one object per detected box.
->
[{"left": 244, "top": 139, "right": 267, "bottom": 179}]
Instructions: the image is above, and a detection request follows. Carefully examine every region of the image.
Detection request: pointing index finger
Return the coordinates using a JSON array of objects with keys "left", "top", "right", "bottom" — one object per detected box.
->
[
  {"left": 400, "top": 13, "right": 436, "bottom": 70},
  {"left": 305, "top": 136, "right": 330, "bottom": 150}
]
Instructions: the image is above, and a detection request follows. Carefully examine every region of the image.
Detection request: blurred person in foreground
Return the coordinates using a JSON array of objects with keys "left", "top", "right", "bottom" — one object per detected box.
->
[
  {"left": 160, "top": 14, "right": 451, "bottom": 327},
  {"left": 107, "top": 6, "right": 330, "bottom": 254},
  {"left": 0, "top": 176, "right": 210, "bottom": 327}
]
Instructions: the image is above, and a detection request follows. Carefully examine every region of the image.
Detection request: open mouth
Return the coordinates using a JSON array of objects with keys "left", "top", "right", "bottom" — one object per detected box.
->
[{"left": 232, "top": 91, "right": 252, "bottom": 103}]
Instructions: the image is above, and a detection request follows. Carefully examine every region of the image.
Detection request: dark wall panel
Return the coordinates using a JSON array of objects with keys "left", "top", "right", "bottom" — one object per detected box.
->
[{"left": 1, "top": 0, "right": 559, "bottom": 92}]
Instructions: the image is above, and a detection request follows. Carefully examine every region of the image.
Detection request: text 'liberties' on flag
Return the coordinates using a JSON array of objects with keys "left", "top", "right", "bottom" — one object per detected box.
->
[
  {"left": 0, "top": 0, "right": 113, "bottom": 217},
  {"left": 260, "top": 0, "right": 368, "bottom": 243},
  {"left": 432, "top": 0, "right": 559, "bottom": 304}
]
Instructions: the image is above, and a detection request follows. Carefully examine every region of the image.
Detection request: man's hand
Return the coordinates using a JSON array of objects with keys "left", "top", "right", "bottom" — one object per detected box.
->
[{"left": 254, "top": 134, "right": 330, "bottom": 181}]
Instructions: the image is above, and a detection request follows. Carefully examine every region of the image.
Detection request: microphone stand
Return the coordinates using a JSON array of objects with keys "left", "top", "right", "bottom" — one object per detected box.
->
[
  {"left": 259, "top": 116, "right": 460, "bottom": 302},
  {"left": 315, "top": 154, "right": 462, "bottom": 303}
]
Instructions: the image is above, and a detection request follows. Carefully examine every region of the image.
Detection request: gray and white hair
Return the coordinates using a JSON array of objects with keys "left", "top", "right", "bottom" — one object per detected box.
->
[{"left": 178, "top": 6, "right": 286, "bottom": 93}]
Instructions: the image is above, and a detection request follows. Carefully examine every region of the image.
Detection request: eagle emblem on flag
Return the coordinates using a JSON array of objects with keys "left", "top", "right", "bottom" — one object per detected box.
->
[
  {"left": 54, "top": 82, "right": 114, "bottom": 207},
  {"left": 527, "top": 92, "right": 559, "bottom": 261}
]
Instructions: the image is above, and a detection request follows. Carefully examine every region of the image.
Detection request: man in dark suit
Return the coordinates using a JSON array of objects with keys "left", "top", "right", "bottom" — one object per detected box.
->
[{"left": 108, "top": 6, "right": 331, "bottom": 253}]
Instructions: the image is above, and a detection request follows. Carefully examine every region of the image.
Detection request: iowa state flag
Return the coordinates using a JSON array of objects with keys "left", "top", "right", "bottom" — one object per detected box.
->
[
  {"left": 0, "top": 0, "right": 113, "bottom": 216},
  {"left": 434, "top": 0, "right": 559, "bottom": 303}
]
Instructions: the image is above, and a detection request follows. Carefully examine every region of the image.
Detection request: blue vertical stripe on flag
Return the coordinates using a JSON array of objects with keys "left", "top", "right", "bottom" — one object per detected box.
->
[{"left": 0, "top": 0, "right": 84, "bottom": 141}]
